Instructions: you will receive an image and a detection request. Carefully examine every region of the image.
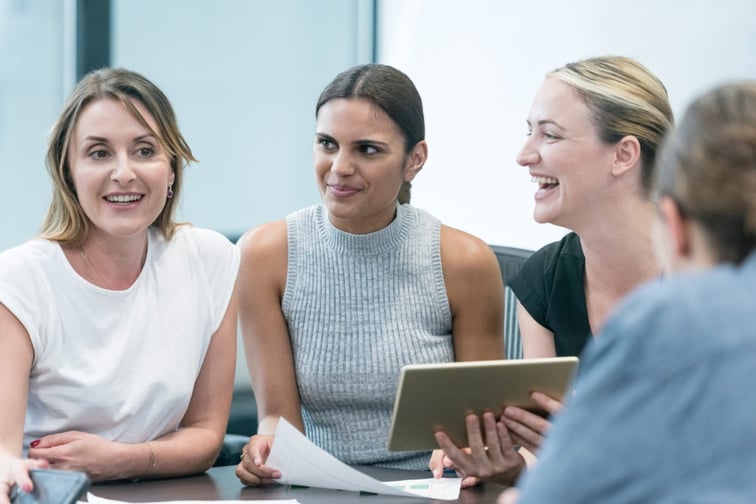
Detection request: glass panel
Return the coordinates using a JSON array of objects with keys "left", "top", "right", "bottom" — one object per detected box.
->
[
  {"left": 0, "top": 0, "right": 66, "bottom": 251},
  {"left": 112, "top": 0, "right": 373, "bottom": 238}
]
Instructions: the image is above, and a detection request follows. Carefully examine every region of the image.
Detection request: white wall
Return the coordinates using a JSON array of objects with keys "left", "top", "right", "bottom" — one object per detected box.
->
[{"left": 377, "top": 0, "right": 756, "bottom": 250}]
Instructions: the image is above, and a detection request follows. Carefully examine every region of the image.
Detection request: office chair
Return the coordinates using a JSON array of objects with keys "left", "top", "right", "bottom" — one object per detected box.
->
[{"left": 489, "top": 245, "right": 533, "bottom": 360}]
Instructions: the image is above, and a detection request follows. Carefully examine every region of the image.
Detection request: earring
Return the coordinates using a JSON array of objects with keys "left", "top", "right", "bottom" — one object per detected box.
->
[{"left": 167, "top": 184, "right": 174, "bottom": 199}]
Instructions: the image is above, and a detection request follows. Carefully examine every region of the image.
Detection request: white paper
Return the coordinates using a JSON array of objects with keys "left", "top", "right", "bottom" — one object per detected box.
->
[
  {"left": 266, "top": 418, "right": 461, "bottom": 500},
  {"left": 85, "top": 493, "right": 300, "bottom": 504}
]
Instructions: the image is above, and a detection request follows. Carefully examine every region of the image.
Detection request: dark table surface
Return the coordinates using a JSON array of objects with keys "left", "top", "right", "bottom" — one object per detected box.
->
[{"left": 87, "top": 464, "right": 507, "bottom": 503}]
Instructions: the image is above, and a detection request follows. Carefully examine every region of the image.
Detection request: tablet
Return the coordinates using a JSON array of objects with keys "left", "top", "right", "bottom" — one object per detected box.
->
[{"left": 387, "top": 357, "right": 579, "bottom": 451}]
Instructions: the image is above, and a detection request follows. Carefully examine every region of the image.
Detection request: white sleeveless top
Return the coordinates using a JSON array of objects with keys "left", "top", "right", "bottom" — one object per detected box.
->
[{"left": 0, "top": 226, "right": 239, "bottom": 449}]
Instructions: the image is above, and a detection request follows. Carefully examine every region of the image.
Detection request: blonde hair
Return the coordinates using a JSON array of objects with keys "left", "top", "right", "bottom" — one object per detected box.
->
[
  {"left": 40, "top": 67, "right": 196, "bottom": 244},
  {"left": 550, "top": 56, "right": 673, "bottom": 196},
  {"left": 656, "top": 81, "right": 756, "bottom": 264}
]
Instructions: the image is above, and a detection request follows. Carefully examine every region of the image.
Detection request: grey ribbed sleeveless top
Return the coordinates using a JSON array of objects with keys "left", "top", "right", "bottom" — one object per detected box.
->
[{"left": 283, "top": 204, "right": 454, "bottom": 470}]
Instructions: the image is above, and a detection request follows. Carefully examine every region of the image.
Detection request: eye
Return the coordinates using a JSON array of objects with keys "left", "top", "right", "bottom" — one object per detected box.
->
[
  {"left": 136, "top": 146, "right": 155, "bottom": 158},
  {"left": 88, "top": 149, "right": 110, "bottom": 160},
  {"left": 317, "top": 137, "right": 337, "bottom": 151},
  {"left": 358, "top": 143, "right": 379, "bottom": 156}
]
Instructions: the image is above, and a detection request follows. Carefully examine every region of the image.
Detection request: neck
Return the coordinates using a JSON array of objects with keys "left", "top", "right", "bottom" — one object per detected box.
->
[
  {"left": 74, "top": 232, "right": 149, "bottom": 290},
  {"left": 578, "top": 202, "right": 660, "bottom": 334}
]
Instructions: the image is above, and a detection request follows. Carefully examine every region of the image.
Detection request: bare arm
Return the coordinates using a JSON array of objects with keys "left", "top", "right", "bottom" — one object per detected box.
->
[
  {"left": 517, "top": 301, "right": 556, "bottom": 359},
  {"left": 504, "top": 302, "right": 561, "bottom": 458},
  {"left": 441, "top": 226, "right": 505, "bottom": 361},
  {"left": 429, "top": 227, "right": 506, "bottom": 484},
  {"left": 153, "top": 286, "right": 239, "bottom": 475},
  {"left": 0, "top": 304, "right": 49, "bottom": 500},
  {"left": 234, "top": 221, "right": 303, "bottom": 486}
]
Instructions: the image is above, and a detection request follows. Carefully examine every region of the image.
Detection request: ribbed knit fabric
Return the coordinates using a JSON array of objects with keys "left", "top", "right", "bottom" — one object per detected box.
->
[{"left": 283, "top": 204, "right": 454, "bottom": 470}]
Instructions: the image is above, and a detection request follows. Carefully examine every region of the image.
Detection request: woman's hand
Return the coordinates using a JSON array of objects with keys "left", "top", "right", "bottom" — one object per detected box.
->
[
  {"left": 502, "top": 391, "right": 563, "bottom": 453},
  {"left": 432, "top": 411, "right": 525, "bottom": 487},
  {"left": 429, "top": 447, "right": 480, "bottom": 488},
  {"left": 27, "top": 430, "right": 129, "bottom": 482},
  {"left": 0, "top": 456, "right": 49, "bottom": 504},
  {"left": 498, "top": 487, "right": 520, "bottom": 504},
  {"left": 235, "top": 434, "right": 280, "bottom": 486}
]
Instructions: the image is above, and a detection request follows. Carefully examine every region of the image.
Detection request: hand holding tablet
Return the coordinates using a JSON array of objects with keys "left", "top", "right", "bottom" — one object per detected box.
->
[{"left": 388, "top": 357, "right": 579, "bottom": 451}]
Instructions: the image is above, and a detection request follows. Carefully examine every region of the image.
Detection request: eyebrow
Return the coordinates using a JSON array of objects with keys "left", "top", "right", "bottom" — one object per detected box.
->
[
  {"left": 79, "top": 133, "right": 158, "bottom": 146},
  {"left": 315, "top": 132, "right": 390, "bottom": 147},
  {"left": 526, "top": 119, "right": 565, "bottom": 129}
]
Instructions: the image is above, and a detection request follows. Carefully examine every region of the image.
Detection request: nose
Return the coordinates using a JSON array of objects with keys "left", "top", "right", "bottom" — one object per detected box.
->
[
  {"left": 330, "top": 151, "right": 355, "bottom": 176},
  {"left": 515, "top": 139, "right": 540, "bottom": 167},
  {"left": 111, "top": 154, "right": 136, "bottom": 183}
]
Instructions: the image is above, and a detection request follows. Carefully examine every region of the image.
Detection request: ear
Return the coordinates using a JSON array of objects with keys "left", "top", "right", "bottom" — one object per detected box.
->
[
  {"left": 168, "top": 167, "right": 176, "bottom": 186},
  {"left": 658, "top": 196, "right": 692, "bottom": 260},
  {"left": 404, "top": 140, "right": 428, "bottom": 182},
  {"left": 610, "top": 135, "right": 642, "bottom": 178}
]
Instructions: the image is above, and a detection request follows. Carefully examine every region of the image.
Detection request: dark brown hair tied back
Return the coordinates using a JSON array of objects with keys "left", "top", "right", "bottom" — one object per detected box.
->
[{"left": 316, "top": 64, "right": 425, "bottom": 205}]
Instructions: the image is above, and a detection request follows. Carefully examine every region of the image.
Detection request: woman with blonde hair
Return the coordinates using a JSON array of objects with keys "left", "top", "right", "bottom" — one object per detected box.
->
[
  {"left": 502, "top": 79, "right": 756, "bottom": 502},
  {"left": 433, "top": 55, "right": 674, "bottom": 486},
  {"left": 0, "top": 68, "right": 239, "bottom": 498}
]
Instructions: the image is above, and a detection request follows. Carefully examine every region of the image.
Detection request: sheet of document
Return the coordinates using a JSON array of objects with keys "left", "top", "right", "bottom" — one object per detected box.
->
[
  {"left": 85, "top": 494, "right": 300, "bottom": 504},
  {"left": 266, "top": 418, "right": 461, "bottom": 500}
]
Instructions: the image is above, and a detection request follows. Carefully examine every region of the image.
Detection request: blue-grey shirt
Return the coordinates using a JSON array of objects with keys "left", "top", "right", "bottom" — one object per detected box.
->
[{"left": 516, "top": 252, "right": 756, "bottom": 503}]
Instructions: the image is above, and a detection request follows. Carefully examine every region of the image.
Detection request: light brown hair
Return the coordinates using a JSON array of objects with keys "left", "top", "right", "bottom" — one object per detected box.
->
[
  {"left": 40, "top": 67, "right": 196, "bottom": 244},
  {"left": 656, "top": 81, "right": 756, "bottom": 263}
]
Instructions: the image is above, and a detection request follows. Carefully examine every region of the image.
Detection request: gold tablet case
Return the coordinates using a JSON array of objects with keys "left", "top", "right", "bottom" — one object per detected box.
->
[{"left": 387, "top": 357, "right": 579, "bottom": 451}]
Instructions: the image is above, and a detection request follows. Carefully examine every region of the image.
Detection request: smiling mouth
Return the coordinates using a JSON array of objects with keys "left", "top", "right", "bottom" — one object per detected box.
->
[
  {"left": 105, "top": 194, "right": 143, "bottom": 204},
  {"left": 327, "top": 184, "right": 361, "bottom": 196},
  {"left": 532, "top": 176, "right": 559, "bottom": 191}
]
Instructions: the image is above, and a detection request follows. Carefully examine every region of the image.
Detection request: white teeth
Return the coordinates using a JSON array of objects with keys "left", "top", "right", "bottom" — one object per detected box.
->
[
  {"left": 531, "top": 176, "right": 559, "bottom": 185},
  {"left": 106, "top": 194, "right": 141, "bottom": 203}
]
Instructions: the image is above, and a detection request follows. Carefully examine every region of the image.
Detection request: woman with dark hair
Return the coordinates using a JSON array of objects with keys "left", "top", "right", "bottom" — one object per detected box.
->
[{"left": 235, "top": 63, "right": 504, "bottom": 485}]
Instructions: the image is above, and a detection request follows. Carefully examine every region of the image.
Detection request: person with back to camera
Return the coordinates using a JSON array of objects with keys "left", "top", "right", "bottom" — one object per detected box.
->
[
  {"left": 234, "top": 63, "right": 505, "bottom": 486},
  {"left": 499, "top": 79, "right": 756, "bottom": 503},
  {"left": 431, "top": 55, "right": 674, "bottom": 486},
  {"left": 0, "top": 68, "right": 240, "bottom": 500}
]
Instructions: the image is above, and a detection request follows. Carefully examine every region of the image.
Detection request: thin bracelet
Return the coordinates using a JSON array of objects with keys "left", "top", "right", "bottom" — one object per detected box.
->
[{"left": 145, "top": 442, "right": 157, "bottom": 474}]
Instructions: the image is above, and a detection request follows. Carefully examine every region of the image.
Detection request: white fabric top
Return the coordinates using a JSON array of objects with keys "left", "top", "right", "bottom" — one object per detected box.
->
[{"left": 0, "top": 226, "right": 240, "bottom": 449}]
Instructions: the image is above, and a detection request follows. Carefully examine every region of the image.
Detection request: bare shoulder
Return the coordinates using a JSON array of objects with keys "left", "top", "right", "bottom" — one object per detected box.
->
[
  {"left": 236, "top": 220, "right": 288, "bottom": 290},
  {"left": 237, "top": 220, "right": 288, "bottom": 263},
  {"left": 439, "top": 224, "right": 499, "bottom": 274}
]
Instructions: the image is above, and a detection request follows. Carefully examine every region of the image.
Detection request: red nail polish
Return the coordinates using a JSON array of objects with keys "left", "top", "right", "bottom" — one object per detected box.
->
[{"left": 30, "top": 439, "right": 40, "bottom": 448}]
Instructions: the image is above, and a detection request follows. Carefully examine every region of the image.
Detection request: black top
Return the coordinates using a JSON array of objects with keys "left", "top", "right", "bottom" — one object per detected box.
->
[{"left": 507, "top": 232, "right": 591, "bottom": 357}]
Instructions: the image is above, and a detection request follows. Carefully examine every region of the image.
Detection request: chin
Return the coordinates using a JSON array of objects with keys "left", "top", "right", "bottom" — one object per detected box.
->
[{"left": 532, "top": 210, "right": 556, "bottom": 225}]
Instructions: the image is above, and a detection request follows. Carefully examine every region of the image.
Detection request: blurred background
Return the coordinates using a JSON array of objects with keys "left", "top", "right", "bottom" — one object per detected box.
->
[{"left": 3, "top": 0, "right": 756, "bottom": 434}]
